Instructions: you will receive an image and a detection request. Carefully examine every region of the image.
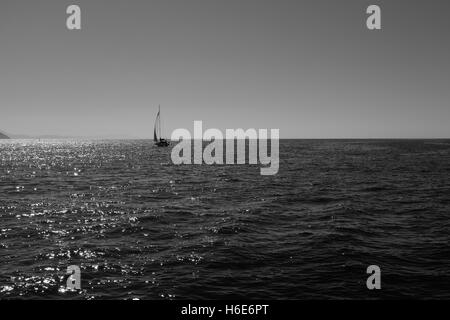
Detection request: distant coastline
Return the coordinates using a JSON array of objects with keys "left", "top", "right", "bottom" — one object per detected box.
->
[
  {"left": 0, "top": 132, "right": 141, "bottom": 140},
  {"left": 0, "top": 131, "right": 10, "bottom": 139}
]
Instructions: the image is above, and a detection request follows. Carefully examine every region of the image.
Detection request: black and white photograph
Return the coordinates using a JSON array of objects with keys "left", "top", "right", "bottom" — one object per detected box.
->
[{"left": 1, "top": 0, "right": 450, "bottom": 307}]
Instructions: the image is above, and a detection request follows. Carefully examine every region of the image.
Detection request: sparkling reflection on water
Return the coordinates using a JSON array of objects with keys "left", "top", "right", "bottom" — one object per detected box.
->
[{"left": 1, "top": 139, "right": 450, "bottom": 299}]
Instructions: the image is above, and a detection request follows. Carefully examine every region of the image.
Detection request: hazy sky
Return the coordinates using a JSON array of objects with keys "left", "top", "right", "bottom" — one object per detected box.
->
[{"left": 0, "top": 0, "right": 449, "bottom": 138}]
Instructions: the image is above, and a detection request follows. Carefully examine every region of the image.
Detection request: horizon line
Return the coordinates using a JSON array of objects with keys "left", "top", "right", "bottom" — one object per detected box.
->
[{"left": 2, "top": 137, "right": 450, "bottom": 141}]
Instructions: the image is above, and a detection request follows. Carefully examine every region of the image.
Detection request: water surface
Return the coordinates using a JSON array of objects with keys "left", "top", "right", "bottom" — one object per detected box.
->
[{"left": 1, "top": 139, "right": 449, "bottom": 299}]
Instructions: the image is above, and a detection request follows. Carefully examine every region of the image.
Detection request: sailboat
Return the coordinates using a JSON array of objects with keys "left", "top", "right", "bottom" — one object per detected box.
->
[{"left": 154, "top": 105, "right": 170, "bottom": 147}]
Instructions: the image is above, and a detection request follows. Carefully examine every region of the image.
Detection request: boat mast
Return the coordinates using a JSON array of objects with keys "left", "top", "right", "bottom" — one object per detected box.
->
[{"left": 159, "top": 105, "right": 162, "bottom": 140}]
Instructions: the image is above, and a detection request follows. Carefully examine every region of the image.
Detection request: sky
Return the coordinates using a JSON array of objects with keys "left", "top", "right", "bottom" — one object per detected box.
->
[{"left": 0, "top": 0, "right": 449, "bottom": 138}]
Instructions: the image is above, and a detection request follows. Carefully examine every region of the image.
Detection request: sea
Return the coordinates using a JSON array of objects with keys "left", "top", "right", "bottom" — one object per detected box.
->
[{"left": 0, "top": 139, "right": 449, "bottom": 299}]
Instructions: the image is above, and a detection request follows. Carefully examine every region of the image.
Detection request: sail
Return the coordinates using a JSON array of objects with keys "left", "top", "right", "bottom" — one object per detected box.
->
[{"left": 154, "top": 110, "right": 160, "bottom": 142}]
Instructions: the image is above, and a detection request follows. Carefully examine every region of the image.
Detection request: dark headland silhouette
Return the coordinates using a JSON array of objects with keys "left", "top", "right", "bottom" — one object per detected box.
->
[{"left": 0, "top": 131, "right": 10, "bottom": 139}]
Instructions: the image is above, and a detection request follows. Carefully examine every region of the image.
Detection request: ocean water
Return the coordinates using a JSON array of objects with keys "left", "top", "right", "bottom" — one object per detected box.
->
[{"left": 0, "top": 139, "right": 449, "bottom": 299}]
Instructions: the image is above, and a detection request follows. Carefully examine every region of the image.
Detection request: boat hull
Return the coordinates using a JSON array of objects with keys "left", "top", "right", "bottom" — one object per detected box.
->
[{"left": 155, "top": 140, "right": 170, "bottom": 147}]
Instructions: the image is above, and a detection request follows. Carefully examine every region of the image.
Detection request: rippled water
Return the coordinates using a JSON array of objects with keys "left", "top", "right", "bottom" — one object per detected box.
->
[{"left": 0, "top": 139, "right": 450, "bottom": 299}]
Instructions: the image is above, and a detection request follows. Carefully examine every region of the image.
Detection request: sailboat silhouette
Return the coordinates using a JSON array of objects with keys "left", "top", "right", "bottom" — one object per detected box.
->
[{"left": 154, "top": 105, "right": 170, "bottom": 147}]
